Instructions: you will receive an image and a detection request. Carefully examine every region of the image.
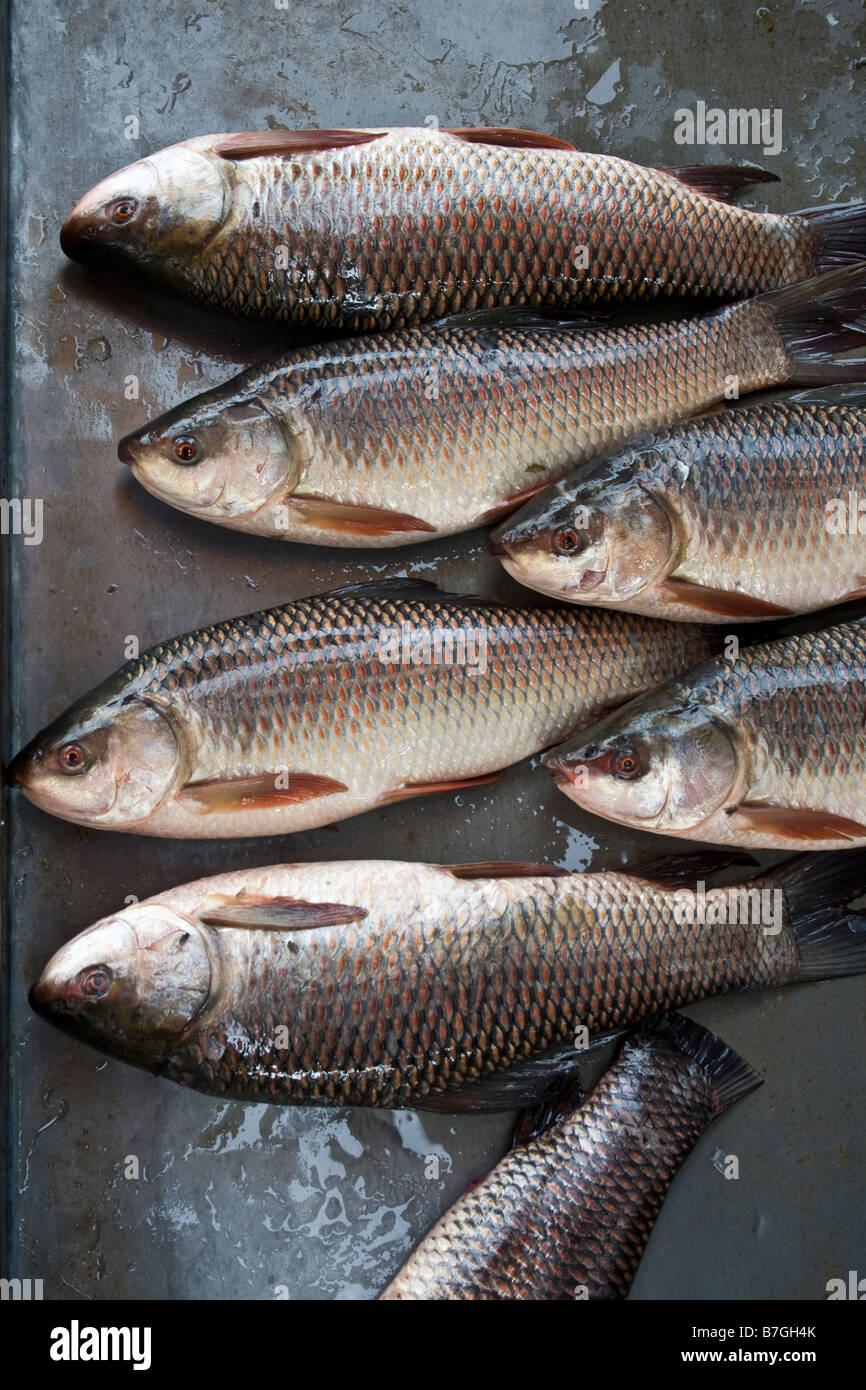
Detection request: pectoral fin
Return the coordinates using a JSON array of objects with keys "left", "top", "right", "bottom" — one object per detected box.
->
[
  {"left": 287, "top": 494, "right": 437, "bottom": 536},
  {"left": 660, "top": 576, "right": 793, "bottom": 619},
  {"left": 733, "top": 802, "right": 866, "bottom": 843},
  {"left": 479, "top": 480, "right": 560, "bottom": 525},
  {"left": 199, "top": 893, "right": 366, "bottom": 930},
  {"left": 180, "top": 772, "right": 348, "bottom": 814}
]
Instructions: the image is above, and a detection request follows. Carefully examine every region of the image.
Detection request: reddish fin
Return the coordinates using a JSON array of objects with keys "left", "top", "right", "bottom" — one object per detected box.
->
[
  {"left": 660, "top": 163, "right": 779, "bottom": 201},
  {"left": 447, "top": 127, "right": 576, "bottom": 152},
  {"left": 287, "top": 494, "right": 436, "bottom": 536},
  {"left": 379, "top": 770, "right": 505, "bottom": 805},
  {"left": 199, "top": 894, "right": 366, "bottom": 930},
  {"left": 181, "top": 772, "right": 348, "bottom": 814},
  {"left": 734, "top": 803, "right": 866, "bottom": 843},
  {"left": 212, "top": 130, "right": 387, "bottom": 160},
  {"left": 660, "top": 576, "right": 793, "bottom": 619},
  {"left": 445, "top": 861, "right": 569, "bottom": 880},
  {"left": 841, "top": 582, "right": 866, "bottom": 602},
  {"left": 479, "top": 480, "right": 559, "bottom": 525}
]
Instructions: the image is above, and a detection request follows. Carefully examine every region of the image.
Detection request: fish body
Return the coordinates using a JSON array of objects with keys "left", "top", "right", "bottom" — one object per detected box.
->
[
  {"left": 59, "top": 127, "right": 863, "bottom": 329},
  {"left": 496, "top": 391, "right": 866, "bottom": 619},
  {"left": 27, "top": 855, "right": 866, "bottom": 1109},
  {"left": 547, "top": 618, "right": 866, "bottom": 849},
  {"left": 118, "top": 290, "right": 800, "bottom": 545},
  {"left": 380, "top": 1014, "right": 762, "bottom": 1298},
  {"left": 7, "top": 582, "right": 713, "bottom": 837}
]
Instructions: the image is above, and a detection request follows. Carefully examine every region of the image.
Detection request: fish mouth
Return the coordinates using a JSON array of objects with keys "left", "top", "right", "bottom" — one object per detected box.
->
[
  {"left": 60, "top": 202, "right": 122, "bottom": 263},
  {"left": 118, "top": 433, "right": 137, "bottom": 464},
  {"left": 29, "top": 977, "right": 76, "bottom": 1018},
  {"left": 5, "top": 742, "right": 42, "bottom": 787}
]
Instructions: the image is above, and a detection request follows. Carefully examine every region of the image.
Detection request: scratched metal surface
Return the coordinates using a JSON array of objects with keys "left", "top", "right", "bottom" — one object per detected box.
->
[{"left": 2, "top": 0, "right": 865, "bottom": 1301}]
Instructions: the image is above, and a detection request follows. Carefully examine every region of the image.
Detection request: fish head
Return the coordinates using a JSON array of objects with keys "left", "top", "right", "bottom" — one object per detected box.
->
[
  {"left": 29, "top": 905, "right": 212, "bottom": 1069},
  {"left": 118, "top": 390, "right": 303, "bottom": 522},
  {"left": 60, "top": 141, "right": 229, "bottom": 277},
  {"left": 544, "top": 692, "right": 742, "bottom": 833},
  {"left": 492, "top": 457, "right": 675, "bottom": 605},
  {"left": 7, "top": 684, "right": 184, "bottom": 829}
]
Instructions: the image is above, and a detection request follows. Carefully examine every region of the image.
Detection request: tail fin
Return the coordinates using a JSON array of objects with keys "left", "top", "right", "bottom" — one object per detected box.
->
[
  {"left": 647, "top": 1012, "right": 763, "bottom": 1115},
  {"left": 799, "top": 202, "right": 866, "bottom": 272},
  {"left": 769, "top": 851, "right": 866, "bottom": 983},
  {"left": 758, "top": 265, "right": 866, "bottom": 384}
]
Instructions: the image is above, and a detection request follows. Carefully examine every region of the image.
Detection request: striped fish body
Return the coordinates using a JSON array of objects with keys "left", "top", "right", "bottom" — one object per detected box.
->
[
  {"left": 121, "top": 300, "right": 791, "bottom": 545},
  {"left": 60, "top": 128, "right": 837, "bottom": 330},
  {"left": 8, "top": 586, "right": 714, "bottom": 837},
  {"left": 548, "top": 618, "right": 866, "bottom": 850},
  {"left": 380, "top": 1018, "right": 762, "bottom": 1298},
  {"left": 153, "top": 860, "right": 800, "bottom": 1107}
]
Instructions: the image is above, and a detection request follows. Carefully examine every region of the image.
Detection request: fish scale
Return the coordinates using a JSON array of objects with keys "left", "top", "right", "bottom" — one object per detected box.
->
[
  {"left": 497, "top": 388, "right": 866, "bottom": 620},
  {"left": 380, "top": 1025, "right": 755, "bottom": 1299},
  {"left": 280, "top": 308, "right": 787, "bottom": 522},
  {"left": 8, "top": 586, "right": 716, "bottom": 837},
  {"left": 121, "top": 272, "right": 831, "bottom": 546},
  {"left": 552, "top": 618, "right": 866, "bottom": 849},
  {"left": 30, "top": 856, "right": 865, "bottom": 1125},
  {"left": 180, "top": 132, "right": 816, "bottom": 327},
  {"left": 153, "top": 861, "right": 799, "bottom": 1107},
  {"left": 651, "top": 403, "right": 866, "bottom": 612},
  {"left": 701, "top": 625, "right": 866, "bottom": 819}
]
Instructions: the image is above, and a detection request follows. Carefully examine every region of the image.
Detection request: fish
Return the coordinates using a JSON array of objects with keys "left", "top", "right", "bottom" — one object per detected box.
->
[
  {"left": 494, "top": 381, "right": 866, "bottom": 619},
  {"left": 545, "top": 616, "right": 866, "bottom": 849},
  {"left": 27, "top": 854, "right": 866, "bottom": 1110},
  {"left": 5, "top": 579, "right": 714, "bottom": 838},
  {"left": 379, "top": 1013, "right": 763, "bottom": 1298},
  {"left": 58, "top": 126, "right": 866, "bottom": 330},
  {"left": 118, "top": 269, "right": 866, "bottom": 547}
]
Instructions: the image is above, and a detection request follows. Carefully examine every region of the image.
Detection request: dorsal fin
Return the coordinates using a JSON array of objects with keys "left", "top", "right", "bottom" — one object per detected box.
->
[
  {"left": 446, "top": 126, "right": 576, "bottom": 152},
  {"left": 321, "top": 577, "right": 505, "bottom": 610},
  {"left": 445, "top": 862, "right": 570, "bottom": 880},
  {"left": 659, "top": 163, "right": 779, "bottom": 201},
  {"left": 212, "top": 130, "right": 387, "bottom": 160}
]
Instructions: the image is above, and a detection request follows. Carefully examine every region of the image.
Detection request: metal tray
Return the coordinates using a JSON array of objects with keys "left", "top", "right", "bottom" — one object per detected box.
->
[{"left": 2, "top": 0, "right": 864, "bottom": 1301}]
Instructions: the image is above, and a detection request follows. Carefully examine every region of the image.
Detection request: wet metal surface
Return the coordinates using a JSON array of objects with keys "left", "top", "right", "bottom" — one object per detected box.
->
[{"left": 3, "top": 0, "right": 865, "bottom": 1299}]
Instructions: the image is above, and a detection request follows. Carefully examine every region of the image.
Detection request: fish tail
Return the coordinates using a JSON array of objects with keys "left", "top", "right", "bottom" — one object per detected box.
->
[
  {"left": 800, "top": 201, "right": 866, "bottom": 272},
  {"left": 770, "top": 851, "right": 866, "bottom": 982},
  {"left": 647, "top": 1012, "right": 763, "bottom": 1115},
  {"left": 757, "top": 264, "right": 866, "bottom": 384}
]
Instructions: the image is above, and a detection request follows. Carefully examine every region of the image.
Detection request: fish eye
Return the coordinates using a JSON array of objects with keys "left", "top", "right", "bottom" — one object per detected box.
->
[
  {"left": 79, "top": 965, "right": 112, "bottom": 999},
  {"left": 613, "top": 748, "right": 642, "bottom": 780},
  {"left": 109, "top": 198, "right": 138, "bottom": 225},
  {"left": 554, "top": 527, "right": 585, "bottom": 556},
  {"left": 58, "top": 742, "right": 87, "bottom": 774},
  {"left": 173, "top": 436, "right": 199, "bottom": 465}
]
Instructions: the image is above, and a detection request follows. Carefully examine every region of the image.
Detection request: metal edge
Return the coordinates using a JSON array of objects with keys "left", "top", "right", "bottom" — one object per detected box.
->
[{"left": 0, "top": 0, "right": 12, "bottom": 1284}]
